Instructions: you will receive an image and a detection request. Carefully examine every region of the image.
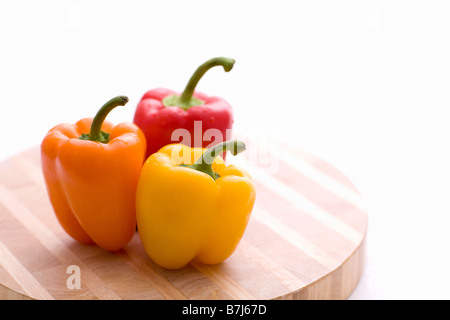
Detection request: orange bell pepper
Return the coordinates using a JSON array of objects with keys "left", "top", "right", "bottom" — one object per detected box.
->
[{"left": 41, "top": 96, "right": 146, "bottom": 251}]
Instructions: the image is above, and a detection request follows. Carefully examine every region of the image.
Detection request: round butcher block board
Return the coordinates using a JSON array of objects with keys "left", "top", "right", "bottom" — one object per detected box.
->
[{"left": 0, "top": 141, "right": 367, "bottom": 300}]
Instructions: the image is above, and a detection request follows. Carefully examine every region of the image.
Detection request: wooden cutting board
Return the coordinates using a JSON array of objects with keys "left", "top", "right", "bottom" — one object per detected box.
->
[{"left": 0, "top": 141, "right": 367, "bottom": 300}]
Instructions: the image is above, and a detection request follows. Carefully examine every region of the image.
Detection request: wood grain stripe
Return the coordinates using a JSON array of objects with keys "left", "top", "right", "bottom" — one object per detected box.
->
[
  {"left": 238, "top": 239, "right": 306, "bottom": 292},
  {"left": 0, "top": 240, "right": 54, "bottom": 300},
  {"left": 233, "top": 133, "right": 362, "bottom": 199},
  {"left": 16, "top": 158, "right": 45, "bottom": 189},
  {"left": 277, "top": 145, "right": 366, "bottom": 210},
  {"left": 121, "top": 245, "right": 188, "bottom": 300},
  {"left": 244, "top": 162, "right": 363, "bottom": 245},
  {"left": 0, "top": 183, "right": 121, "bottom": 300},
  {"left": 253, "top": 206, "right": 341, "bottom": 270},
  {"left": 191, "top": 261, "right": 258, "bottom": 300}
]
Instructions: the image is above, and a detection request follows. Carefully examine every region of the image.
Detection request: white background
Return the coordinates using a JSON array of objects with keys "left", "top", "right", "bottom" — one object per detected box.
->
[{"left": 1, "top": 0, "right": 450, "bottom": 299}]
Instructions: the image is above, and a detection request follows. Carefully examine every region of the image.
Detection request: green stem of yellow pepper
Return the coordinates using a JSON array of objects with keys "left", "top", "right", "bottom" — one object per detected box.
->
[{"left": 181, "top": 140, "right": 246, "bottom": 179}]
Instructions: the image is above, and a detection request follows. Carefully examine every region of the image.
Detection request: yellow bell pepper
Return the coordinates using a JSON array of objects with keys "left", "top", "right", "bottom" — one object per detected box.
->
[{"left": 136, "top": 140, "right": 256, "bottom": 270}]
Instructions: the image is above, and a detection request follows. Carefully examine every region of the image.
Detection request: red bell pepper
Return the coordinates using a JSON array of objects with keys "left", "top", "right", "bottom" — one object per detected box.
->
[{"left": 133, "top": 57, "right": 235, "bottom": 159}]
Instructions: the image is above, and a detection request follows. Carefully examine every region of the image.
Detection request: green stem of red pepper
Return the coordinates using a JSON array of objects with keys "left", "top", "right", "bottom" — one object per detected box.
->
[
  {"left": 162, "top": 57, "right": 235, "bottom": 111},
  {"left": 180, "top": 140, "right": 246, "bottom": 179},
  {"left": 79, "top": 96, "right": 129, "bottom": 143}
]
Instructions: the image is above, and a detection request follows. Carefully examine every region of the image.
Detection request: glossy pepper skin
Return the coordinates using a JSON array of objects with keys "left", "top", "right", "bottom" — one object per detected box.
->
[
  {"left": 41, "top": 96, "right": 146, "bottom": 251},
  {"left": 133, "top": 57, "right": 235, "bottom": 159},
  {"left": 136, "top": 140, "right": 255, "bottom": 270}
]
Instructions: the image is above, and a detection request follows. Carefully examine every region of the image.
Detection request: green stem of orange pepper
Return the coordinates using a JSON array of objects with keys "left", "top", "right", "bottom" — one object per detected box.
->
[{"left": 79, "top": 96, "right": 129, "bottom": 143}]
